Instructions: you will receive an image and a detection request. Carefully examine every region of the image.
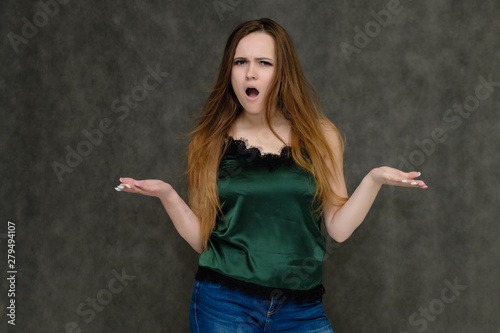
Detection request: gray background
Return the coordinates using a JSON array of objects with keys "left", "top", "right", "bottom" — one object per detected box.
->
[{"left": 1, "top": 0, "right": 499, "bottom": 332}]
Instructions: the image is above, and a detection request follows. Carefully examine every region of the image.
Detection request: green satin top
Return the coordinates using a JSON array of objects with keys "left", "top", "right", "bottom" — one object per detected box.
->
[{"left": 198, "top": 138, "right": 326, "bottom": 291}]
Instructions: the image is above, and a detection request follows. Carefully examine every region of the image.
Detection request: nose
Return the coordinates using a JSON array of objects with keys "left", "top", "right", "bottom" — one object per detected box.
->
[{"left": 246, "top": 63, "right": 257, "bottom": 80}]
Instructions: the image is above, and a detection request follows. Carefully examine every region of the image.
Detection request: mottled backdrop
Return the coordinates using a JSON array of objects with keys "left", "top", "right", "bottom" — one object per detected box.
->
[{"left": 1, "top": 0, "right": 499, "bottom": 332}]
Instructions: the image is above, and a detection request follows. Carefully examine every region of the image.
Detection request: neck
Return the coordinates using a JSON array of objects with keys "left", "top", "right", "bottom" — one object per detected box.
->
[
  {"left": 240, "top": 108, "right": 285, "bottom": 129},
  {"left": 240, "top": 110, "right": 267, "bottom": 128}
]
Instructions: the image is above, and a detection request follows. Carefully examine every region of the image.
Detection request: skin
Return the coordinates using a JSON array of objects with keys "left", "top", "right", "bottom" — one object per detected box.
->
[
  {"left": 229, "top": 32, "right": 290, "bottom": 153},
  {"left": 114, "top": 32, "right": 427, "bottom": 253},
  {"left": 231, "top": 32, "right": 275, "bottom": 121}
]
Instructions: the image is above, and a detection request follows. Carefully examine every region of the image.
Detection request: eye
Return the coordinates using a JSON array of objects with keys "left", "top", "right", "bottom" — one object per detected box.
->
[
  {"left": 234, "top": 60, "right": 246, "bottom": 65},
  {"left": 261, "top": 61, "right": 272, "bottom": 66}
]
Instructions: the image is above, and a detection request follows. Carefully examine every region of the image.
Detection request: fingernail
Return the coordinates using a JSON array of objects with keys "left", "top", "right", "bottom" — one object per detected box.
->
[
  {"left": 402, "top": 180, "right": 408, "bottom": 183},
  {"left": 411, "top": 182, "right": 417, "bottom": 185},
  {"left": 114, "top": 187, "right": 121, "bottom": 191},
  {"left": 117, "top": 186, "right": 124, "bottom": 189},
  {"left": 417, "top": 172, "right": 421, "bottom": 177},
  {"left": 125, "top": 184, "right": 132, "bottom": 188}
]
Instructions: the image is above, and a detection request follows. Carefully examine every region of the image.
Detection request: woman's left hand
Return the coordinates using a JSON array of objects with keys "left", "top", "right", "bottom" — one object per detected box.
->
[{"left": 369, "top": 167, "right": 428, "bottom": 189}]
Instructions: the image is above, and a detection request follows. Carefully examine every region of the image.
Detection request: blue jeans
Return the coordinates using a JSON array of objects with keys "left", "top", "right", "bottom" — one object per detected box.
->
[{"left": 189, "top": 280, "right": 334, "bottom": 332}]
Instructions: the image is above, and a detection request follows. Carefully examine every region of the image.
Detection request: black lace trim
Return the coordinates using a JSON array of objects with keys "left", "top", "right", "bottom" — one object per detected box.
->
[
  {"left": 224, "top": 137, "right": 293, "bottom": 170},
  {"left": 195, "top": 266, "right": 325, "bottom": 304}
]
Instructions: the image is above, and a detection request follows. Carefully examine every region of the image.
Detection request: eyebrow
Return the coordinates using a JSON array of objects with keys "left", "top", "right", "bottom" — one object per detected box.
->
[{"left": 233, "top": 56, "right": 274, "bottom": 62}]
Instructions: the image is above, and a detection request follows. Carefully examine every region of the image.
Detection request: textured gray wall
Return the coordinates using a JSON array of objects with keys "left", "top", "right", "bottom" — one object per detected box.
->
[{"left": 1, "top": 0, "right": 499, "bottom": 332}]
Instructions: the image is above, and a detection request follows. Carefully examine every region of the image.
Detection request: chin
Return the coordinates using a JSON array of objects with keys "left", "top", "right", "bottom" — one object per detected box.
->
[{"left": 240, "top": 101, "right": 264, "bottom": 113}]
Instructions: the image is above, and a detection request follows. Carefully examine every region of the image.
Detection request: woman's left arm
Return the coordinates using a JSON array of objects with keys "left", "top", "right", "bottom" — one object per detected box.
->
[{"left": 322, "top": 125, "right": 427, "bottom": 243}]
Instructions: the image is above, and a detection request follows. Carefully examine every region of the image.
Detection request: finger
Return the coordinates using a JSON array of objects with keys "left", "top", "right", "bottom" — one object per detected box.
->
[
  {"left": 114, "top": 183, "right": 133, "bottom": 192},
  {"left": 403, "top": 171, "right": 427, "bottom": 188},
  {"left": 404, "top": 171, "right": 421, "bottom": 179},
  {"left": 400, "top": 171, "right": 421, "bottom": 183},
  {"left": 400, "top": 179, "right": 428, "bottom": 189},
  {"left": 119, "top": 177, "right": 138, "bottom": 183},
  {"left": 115, "top": 177, "right": 138, "bottom": 192}
]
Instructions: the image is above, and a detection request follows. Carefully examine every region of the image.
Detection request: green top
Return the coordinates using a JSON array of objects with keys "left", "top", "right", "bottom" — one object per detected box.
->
[{"left": 198, "top": 138, "right": 326, "bottom": 291}]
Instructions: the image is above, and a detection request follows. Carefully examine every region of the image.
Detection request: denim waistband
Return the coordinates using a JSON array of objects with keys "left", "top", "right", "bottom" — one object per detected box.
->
[{"left": 195, "top": 266, "right": 325, "bottom": 304}]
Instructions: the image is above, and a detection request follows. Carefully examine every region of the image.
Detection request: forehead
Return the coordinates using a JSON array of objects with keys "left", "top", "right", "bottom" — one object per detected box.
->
[{"left": 234, "top": 32, "right": 275, "bottom": 57}]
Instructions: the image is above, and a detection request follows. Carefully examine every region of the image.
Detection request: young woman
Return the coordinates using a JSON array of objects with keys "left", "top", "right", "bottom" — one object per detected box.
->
[{"left": 114, "top": 18, "right": 427, "bottom": 333}]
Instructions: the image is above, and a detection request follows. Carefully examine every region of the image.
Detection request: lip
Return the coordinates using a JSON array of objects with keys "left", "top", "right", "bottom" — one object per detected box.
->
[{"left": 245, "top": 85, "right": 260, "bottom": 101}]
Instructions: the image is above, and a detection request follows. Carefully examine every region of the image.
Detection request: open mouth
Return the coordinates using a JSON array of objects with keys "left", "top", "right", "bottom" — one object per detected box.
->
[{"left": 245, "top": 87, "right": 259, "bottom": 97}]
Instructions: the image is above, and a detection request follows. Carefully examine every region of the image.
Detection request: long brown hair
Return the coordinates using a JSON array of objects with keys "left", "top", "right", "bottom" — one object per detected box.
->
[{"left": 187, "top": 18, "right": 348, "bottom": 249}]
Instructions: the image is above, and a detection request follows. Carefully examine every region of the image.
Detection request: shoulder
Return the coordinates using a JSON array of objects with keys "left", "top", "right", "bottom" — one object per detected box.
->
[{"left": 319, "top": 119, "right": 344, "bottom": 154}]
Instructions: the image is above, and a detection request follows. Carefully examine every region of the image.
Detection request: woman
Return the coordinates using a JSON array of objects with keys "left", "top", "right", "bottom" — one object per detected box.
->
[{"left": 114, "top": 18, "right": 427, "bottom": 332}]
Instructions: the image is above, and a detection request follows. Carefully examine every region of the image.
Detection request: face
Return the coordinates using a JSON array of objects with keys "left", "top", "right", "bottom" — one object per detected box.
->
[{"left": 231, "top": 32, "right": 276, "bottom": 115}]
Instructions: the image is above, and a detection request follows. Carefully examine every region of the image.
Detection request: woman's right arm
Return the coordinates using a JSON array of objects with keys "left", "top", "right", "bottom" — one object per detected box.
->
[{"left": 115, "top": 177, "right": 204, "bottom": 253}]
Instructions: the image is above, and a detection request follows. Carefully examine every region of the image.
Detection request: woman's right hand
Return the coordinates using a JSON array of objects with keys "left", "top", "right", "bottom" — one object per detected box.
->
[
  {"left": 114, "top": 177, "right": 173, "bottom": 199},
  {"left": 115, "top": 177, "right": 203, "bottom": 253}
]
